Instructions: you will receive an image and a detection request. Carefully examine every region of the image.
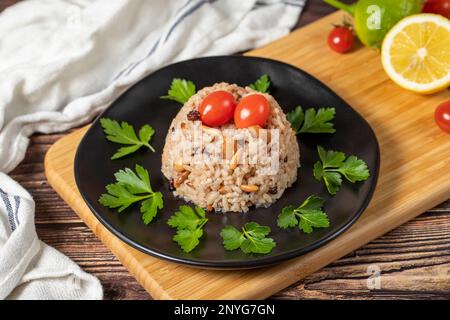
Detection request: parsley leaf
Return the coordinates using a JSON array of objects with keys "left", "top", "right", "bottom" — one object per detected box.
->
[
  {"left": 338, "top": 156, "right": 371, "bottom": 183},
  {"left": 287, "top": 106, "right": 336, "bottom": 134},
  {"left": 140, "top": 192, "right": 163, "bottom": 224},
  {"left": 299, "top": 211, "right": 330, "bottom": 234},
  {"left": 317, "top": 145, "right": 346, "bottom": 168},
  {"left": 173, "top": 229, "right": 204, "bottom": 253},
  {"left": 167, "top": 205, "right": 208, "bottom": 253},
  {"left": 167, "top": 205, "right": 206, "bottom": 230},
  {"left": 99, "top": 165, "right": 163, "bottom": 224},
  {"left": 220, "top": 222, "right": 276, "bottom": 254},
  {"left": 313, "top": 146, "right": 370, "bottom": 195},
  {"left": 278, "top": 196, "right": 330, "bottom": 234},
  {"left": 100, "top": 118, "right": 155, "bottom": 160},
  {"left": 220, "top": 226, "right": 245, "bottom": 251},
  {"left": 313, "top": 163, "right": 342, "bottom": 195},
  {"left": 286, "top": 106, "right": 304, "bottom": 132},
  {"left": 161, "top": 78, "right": 196, "bottom": 104},
  {"left": 114, "top": 165, "right": 152, "bottom": 194},
  {"left": 250, "top": 74, "right": 271, "bottom": 93}
]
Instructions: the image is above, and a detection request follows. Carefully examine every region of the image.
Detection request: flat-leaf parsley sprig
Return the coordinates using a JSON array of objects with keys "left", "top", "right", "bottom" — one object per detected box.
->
[
  {"left": 99, "top": 164, "right": 163, "bottom": 224},
  {"left": 161, "top": 78, "right": 196, "bottom": 104},
  {"left": 249, "top": 74, "right": 271, "bottom": 93},
  {"left": 100, "top": 118, "right": 155, "bottom": 160},
  {"left": 313, "top": 146, "right": 370, "bottom": 195},
  {"left": 167, "top": 205, "right": 208, "bottom": 253},
  {"left": 220, "top": 222, "right": 276, "bottom": 254},
  {"left": 278, "top": 195, "right": 330, "bottom": 234},
  {"left": 287, "top": 106, "right": 336, "bottom": 134}
]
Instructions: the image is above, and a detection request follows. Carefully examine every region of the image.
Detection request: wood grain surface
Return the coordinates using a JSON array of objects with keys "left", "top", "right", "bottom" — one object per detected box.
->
[{"left": 3, "top": 0, "right": 450, "bottom": 300}]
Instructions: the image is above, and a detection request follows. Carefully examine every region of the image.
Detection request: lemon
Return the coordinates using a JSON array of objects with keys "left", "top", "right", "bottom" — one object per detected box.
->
[{"left": 381, "top": 14, "right": 450, "bottom": 94}]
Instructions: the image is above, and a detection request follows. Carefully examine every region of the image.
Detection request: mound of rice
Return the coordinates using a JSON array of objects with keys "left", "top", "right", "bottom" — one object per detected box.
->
[{"left": 161, "top": 82, "right": 300, "bottom": 213}]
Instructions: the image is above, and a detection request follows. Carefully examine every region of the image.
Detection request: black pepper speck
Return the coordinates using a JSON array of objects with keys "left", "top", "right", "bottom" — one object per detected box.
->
[
  {"left": 187, "top": 110, "right": 201, "bottom": 121},
  {"left": 268, "top": 186, "right": 278, "bottom": 194}
]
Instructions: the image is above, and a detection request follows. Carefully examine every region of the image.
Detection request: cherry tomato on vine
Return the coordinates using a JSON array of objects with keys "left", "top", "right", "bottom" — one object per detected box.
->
[
  {"left": 423, "top": 0, "right": 450, "bottom": 18},
  {"left": 328, "top": 26, "right": 354, "bottom": 53},
  {"left": 435, "top": 101, "right": 450, "bottom": 134},
  {"left": 234, "top": 94, "right": 270, "bottom": 128},
  {"left": 199, "top": 91, "right": 237, "bottom": 126}
]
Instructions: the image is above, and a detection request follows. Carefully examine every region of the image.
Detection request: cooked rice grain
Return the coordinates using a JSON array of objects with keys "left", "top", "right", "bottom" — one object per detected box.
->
[{"left": 161, "top": 83, "right": 300, "bottom": 213}]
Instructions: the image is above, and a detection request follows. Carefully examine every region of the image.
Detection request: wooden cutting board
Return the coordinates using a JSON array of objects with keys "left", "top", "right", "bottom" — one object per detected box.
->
[{"left": 44, "top": 11, "right": 450, "bottom": 299}]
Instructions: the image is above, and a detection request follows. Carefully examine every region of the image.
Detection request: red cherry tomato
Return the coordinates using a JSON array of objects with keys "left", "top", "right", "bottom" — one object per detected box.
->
[
  {"left": 199, "top": 91, "right": 236, "bottom": 127},
  {"left": 435, "top": 101, "right": 450, "bottom": 134},
  {"left": 328, "top": 26, "right": 354, "bottom": 54},
  {"left": 234, "top": 94, "right": 270, "bottom": 129},
  {"left": 423, "top": 0, "right": 450, "bottom": 18}
]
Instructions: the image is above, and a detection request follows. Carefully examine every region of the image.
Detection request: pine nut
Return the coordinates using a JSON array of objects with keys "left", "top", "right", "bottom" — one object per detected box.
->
[
  {"left": 174, "top": 171, "right": 190, "bottom": 188},
  {"left": 173, "top": 160, "right": 184, "bottom": 172},
  {"left": 229, "top": 150, "right": 240, "bottom": 171},
  {"left": 240, "top": 184, "right": 259, "bottom": 193}
]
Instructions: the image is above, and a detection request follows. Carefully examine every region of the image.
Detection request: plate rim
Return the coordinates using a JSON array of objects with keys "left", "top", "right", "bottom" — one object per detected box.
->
[{"left": 74, "top": 55, "right": 380, "bottom": 269}]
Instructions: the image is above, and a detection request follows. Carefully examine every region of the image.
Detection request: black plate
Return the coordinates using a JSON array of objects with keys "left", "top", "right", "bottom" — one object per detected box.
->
[{"left": 75, "top": 56, "right": 379, "bottom": 269}]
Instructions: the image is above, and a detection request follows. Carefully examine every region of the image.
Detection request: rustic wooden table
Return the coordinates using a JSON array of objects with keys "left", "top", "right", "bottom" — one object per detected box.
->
[{"left": 2, "top": 0, "right": 449, "bottom": 300}]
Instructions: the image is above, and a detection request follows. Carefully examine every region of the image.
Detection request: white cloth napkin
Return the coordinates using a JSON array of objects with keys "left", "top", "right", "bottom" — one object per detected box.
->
[
  {"left": 0, "top": 173, "right": 103, "bottom": 300},
  {"left": 0, "top": 0, "right": 304, "bottom": 299}
]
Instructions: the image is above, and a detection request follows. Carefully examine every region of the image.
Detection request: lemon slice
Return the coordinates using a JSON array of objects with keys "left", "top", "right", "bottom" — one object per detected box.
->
[{"left": 381, "top": 14, "right": 450, "bottom": 94}]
